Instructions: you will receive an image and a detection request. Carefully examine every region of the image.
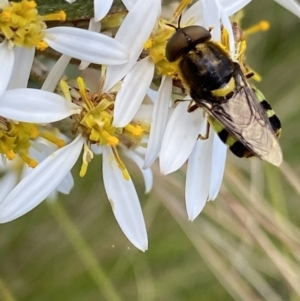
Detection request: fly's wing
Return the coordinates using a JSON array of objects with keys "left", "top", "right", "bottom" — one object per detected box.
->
[{"left": 198, "top": 72, "right": 282, "bottom": 166}]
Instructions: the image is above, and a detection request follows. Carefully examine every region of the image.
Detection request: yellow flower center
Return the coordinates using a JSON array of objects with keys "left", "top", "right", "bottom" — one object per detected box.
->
[
  {"left": 144, "top": 19, "right": 177, "bottom": 76},
  {"left": 0, "top": 117, "right": 38, "bottom": 167},
  {"left": 60, "top": 77, "right": 146, "bottom": 178},
  {"left": 0, "top": 0, "right": 66, "bottom": 49},
  {"left": 0, "top": 117, "right": 66, "bottom": 167},
  {"left": 143, "top": 0, "right": 193, "bottom": 77}
]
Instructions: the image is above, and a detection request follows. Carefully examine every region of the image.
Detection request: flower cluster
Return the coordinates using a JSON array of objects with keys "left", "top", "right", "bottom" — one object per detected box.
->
[{"left": 0, "top": 0, "right": 299, "bottom": 251}]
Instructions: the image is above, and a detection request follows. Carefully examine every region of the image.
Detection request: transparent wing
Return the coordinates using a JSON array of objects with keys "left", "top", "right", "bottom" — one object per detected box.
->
[{"left": 198, "top": 68, "right": 282, "bottom": 166}]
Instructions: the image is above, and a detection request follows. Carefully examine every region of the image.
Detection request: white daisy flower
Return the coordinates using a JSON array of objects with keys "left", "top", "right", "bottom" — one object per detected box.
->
[
  {"left": 0, "top": 0, "right": 129, "bottom": 97},
  {"left": 0, "top": 74, "right": 153, "bottom": 252}
]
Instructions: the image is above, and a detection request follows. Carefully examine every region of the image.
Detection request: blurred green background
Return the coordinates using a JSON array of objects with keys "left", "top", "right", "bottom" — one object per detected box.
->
[{"left": 1, "top": 1, "right": 300, "bottom": 300}]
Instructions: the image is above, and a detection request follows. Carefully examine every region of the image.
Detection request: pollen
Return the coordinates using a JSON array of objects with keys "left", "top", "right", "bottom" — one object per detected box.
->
[
  {"left": 39, "top": 130, "right": 66, "bottom": 148},
  {"left": 79, "top": 143, "right": 94, "bottom": 177},
  {"left": 60, "top": 77, "right": 147, "bottom": 179},
  {"left": 125, "top": 124, "right": 143, "bottom": 138},
  {"left": 112, "top": 146, "right": 130, "bottom": 181},
  {"left": 0, "top": 0, "right": 66, "bottom": 49},
  {"left": 40, "top": 10, "right": 66, "bottom": 22},
  {"left": 146, "top": 0, "right": 195, "bottom": 78},
  {"left": 244, "top": 20, "right": 270, "bottom": 37},
  {"left": 144, "top": 38, "right": 153, "bottom": 50},
  {"left": 0, "top": 119, "right": 39, "bottom": 167},
  {"left": 221, "top": 28, "right": 230, "bottom": 53},
  {"left": 146, "top": 19, "right": 178, "bottom": 76}
]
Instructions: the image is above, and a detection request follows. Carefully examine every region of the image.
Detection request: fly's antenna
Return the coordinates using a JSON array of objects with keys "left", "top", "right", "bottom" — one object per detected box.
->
[
  {"left": 166, "top": 14, "right": 182, "bottom": 31},
  {"left": 177, "top": 14, "right": 182, "bottom": 29}
]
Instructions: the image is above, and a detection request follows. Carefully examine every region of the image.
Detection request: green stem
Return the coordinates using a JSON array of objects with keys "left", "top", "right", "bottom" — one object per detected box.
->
[{"left": 47, "top": 200, "right": 122, "bottom": 301}]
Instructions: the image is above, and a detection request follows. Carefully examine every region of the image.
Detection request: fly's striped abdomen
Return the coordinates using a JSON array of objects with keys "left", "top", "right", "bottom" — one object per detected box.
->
[
  {"left": 252, "top": 87, "right": 281, "bottom": 138},
  {"left": 210, "top": 88, "right": 281, "bottom": 158},
  {"left": 209, "top": 116, "right": 252, "bottom": 158}
]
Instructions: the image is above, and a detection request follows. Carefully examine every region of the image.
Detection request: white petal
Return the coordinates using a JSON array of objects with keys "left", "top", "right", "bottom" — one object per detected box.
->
[
  {"left": 160, "top": 101, "right": 204, "bottom": 174},
  {"left": 123, "top": 149, "right": 153, "bottom": 193},
  {"left": 65, "top": 0, "right": 76, "bottom": 3},
  {"left": 219, "top": 0, "right": 251, "bottom": 16},
  {"left": 0, "top": 135, "right": 84, "bottom": 223},
  {"left": 42, "top": 55, "right": 71, "bottom": 92},
  {"left": 134, "top": 145, "right": 147, "bottom": 156},
  {"left": 147, "top": 88, "right": 158, "bottom": 103},
  {"left": 7, "top": 47, "right": 34, "bottom": 89},
  {"left": 0, "top": 89, "right": 81, "bottom": 123},
  {"left": 203, "top": 0, "right": 221, "bottom": 41},
  {"left": 122, "top": 0, "right": 137, "bottom": 10},
  {"left": 29, "top": 142, "right": 74, "bottom": 195},
  {"left": 134, "top": 104, "right": 154, "bottom": 123},
  {"left": 273, "top": 0, "right": 300, "bottom": 17},
  {"left": 44, "top": 27, "right": 129, "bottom": 65},
  {"left": 102, "top": 146, "right": 148, "bottom": 251},
  {"left": 91, "top": 144, "right": 103, "bottom": 155},
  {"left": 209, "top": 132, "right": 227, "bottom": 200},
  {"left": 56, "top": 172, "right": 74, "bottom": 194},
  {"left": 29, "top": 141, "right": 56, "bottom": 161},
  {"left": 0, "top": 41, "right": 14, "bottom": 97},
  {"left": 185, "top": 131, "right": 214, "bottom": 221},
  {"left": 144, "top": 76, "right": 172, "bottom": 168},
  {"left": 46, "top": 191, "right": 58, "bottom": 202},
  {"left": 113, "top": 56, "right": 154, "bottom": 127},
  {"left": 104, "top": 0, "right": 161, "bottom": 91},
  {"left": 0, "top": 172, "right": 18, "bottom": 203},
  {"left": 79, "top": 18, "right": 102, "bottom": 70},
  {"left": 181, "top": 1, "right": 204, "bottom": 26},
  {"left": 94, "top": 0, "right": 113, "bottom": 22}
]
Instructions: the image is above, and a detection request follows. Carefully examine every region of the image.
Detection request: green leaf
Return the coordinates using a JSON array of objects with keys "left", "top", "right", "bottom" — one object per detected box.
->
[{"left": 36, "top": 0, "right": 125, "bottom": 21}]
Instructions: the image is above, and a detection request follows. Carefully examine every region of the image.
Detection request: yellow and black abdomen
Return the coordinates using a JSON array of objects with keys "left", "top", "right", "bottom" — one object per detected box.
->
[
  {"left": 211, "top": 87, "right": 281, "bottom": 158},
  {"left": 253, "top": 87, "right": 281, "bottom": 138},
  {"left": 178, "top": 42, "right": 235, "bottom": 98}
]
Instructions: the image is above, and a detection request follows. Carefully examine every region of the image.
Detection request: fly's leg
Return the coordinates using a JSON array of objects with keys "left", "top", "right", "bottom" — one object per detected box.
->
[{"left": 198, "top": 121, "right": 210, "bottom": 140}]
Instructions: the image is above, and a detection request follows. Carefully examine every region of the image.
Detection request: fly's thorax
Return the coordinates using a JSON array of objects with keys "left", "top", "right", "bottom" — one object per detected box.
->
[{"left": 177, "top": 41, "right": 235, "bottom": 96}]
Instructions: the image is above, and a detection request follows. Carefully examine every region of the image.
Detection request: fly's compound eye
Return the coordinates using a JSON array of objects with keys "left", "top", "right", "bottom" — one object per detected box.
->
[{"left": 166, "top": 25, "right": 212, "bottom": 62}]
